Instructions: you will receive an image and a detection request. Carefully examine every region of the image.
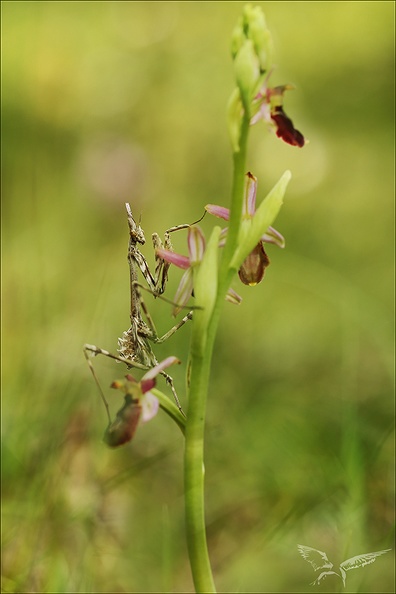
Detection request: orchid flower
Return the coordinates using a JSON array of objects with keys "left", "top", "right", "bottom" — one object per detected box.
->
[
  {"left": 206, "top": 171, "right": 285, "bottom": 286},
  {"left": 156, "top": 226, "right": 242, "bottom": 315},
  {"left": 104, "top": 356, "right": 180, "bottom": 447},
  {"left": 251, "top": 81, "right": 305, "bottom": 147}
]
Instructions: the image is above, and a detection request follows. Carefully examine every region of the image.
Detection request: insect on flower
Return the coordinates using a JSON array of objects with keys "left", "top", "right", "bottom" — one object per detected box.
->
[{"left": 83, "top": 204, "right": 199, "bottom": 445}]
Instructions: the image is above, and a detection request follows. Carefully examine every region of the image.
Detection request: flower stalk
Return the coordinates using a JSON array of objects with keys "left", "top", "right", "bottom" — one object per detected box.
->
[
  {"left": 183, "top": 116, "right": 251, "bottom": 593},
  {"left": 181, "top": 6, "right": 303, "bottom": 590}
]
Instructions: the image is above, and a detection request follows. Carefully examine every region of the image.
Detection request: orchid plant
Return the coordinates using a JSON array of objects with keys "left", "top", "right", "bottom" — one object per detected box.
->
[{"left": 106, "top": 5, "right": 305, "bottom": 592}]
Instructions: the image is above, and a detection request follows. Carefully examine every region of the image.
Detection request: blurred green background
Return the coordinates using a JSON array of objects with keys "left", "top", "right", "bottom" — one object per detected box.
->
[{"left": 2, "top": 2, "right": 394, "bottom": 592}]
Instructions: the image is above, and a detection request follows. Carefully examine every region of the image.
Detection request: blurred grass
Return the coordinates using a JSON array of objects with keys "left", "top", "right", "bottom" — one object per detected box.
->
[{"left": 2, "top": 2, "right": 394, "bottom": 592}]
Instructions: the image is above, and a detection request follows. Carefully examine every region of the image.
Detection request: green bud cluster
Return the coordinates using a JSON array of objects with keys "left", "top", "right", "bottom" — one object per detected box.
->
[
  {"left": 231, "top": 5, "right": 273, "bottom": 109},
  {"left": 228, "top": 5, "right": 273, "bottom": 149}
]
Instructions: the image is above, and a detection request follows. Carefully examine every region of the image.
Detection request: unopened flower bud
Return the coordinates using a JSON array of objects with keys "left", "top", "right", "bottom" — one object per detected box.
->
[
  {"left": 226, "top": 88, "right": 244, "bottom": 153},
  {"left": 234, "top": 39, "right": 260, "bottom": 113},
  {"left": 243, "top": 5, "right": 273, "bottom": 73},
  {"left": 230, "top": 17, "right": 245, "bottom": 60},
  {"left": 193, "top": 226, "right": 221, "bottom": 353}
]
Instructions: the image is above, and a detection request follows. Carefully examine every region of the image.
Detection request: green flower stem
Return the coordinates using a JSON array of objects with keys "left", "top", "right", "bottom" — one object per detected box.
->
[
  {"left": 221, "top": 115, "right": 250, "bottom": 279},
  {"left": 184, "top": 113, "right": 250, "bottom": 593},
  {"left": 184, "top": 345, "right": 216, "bottom": 593}
]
